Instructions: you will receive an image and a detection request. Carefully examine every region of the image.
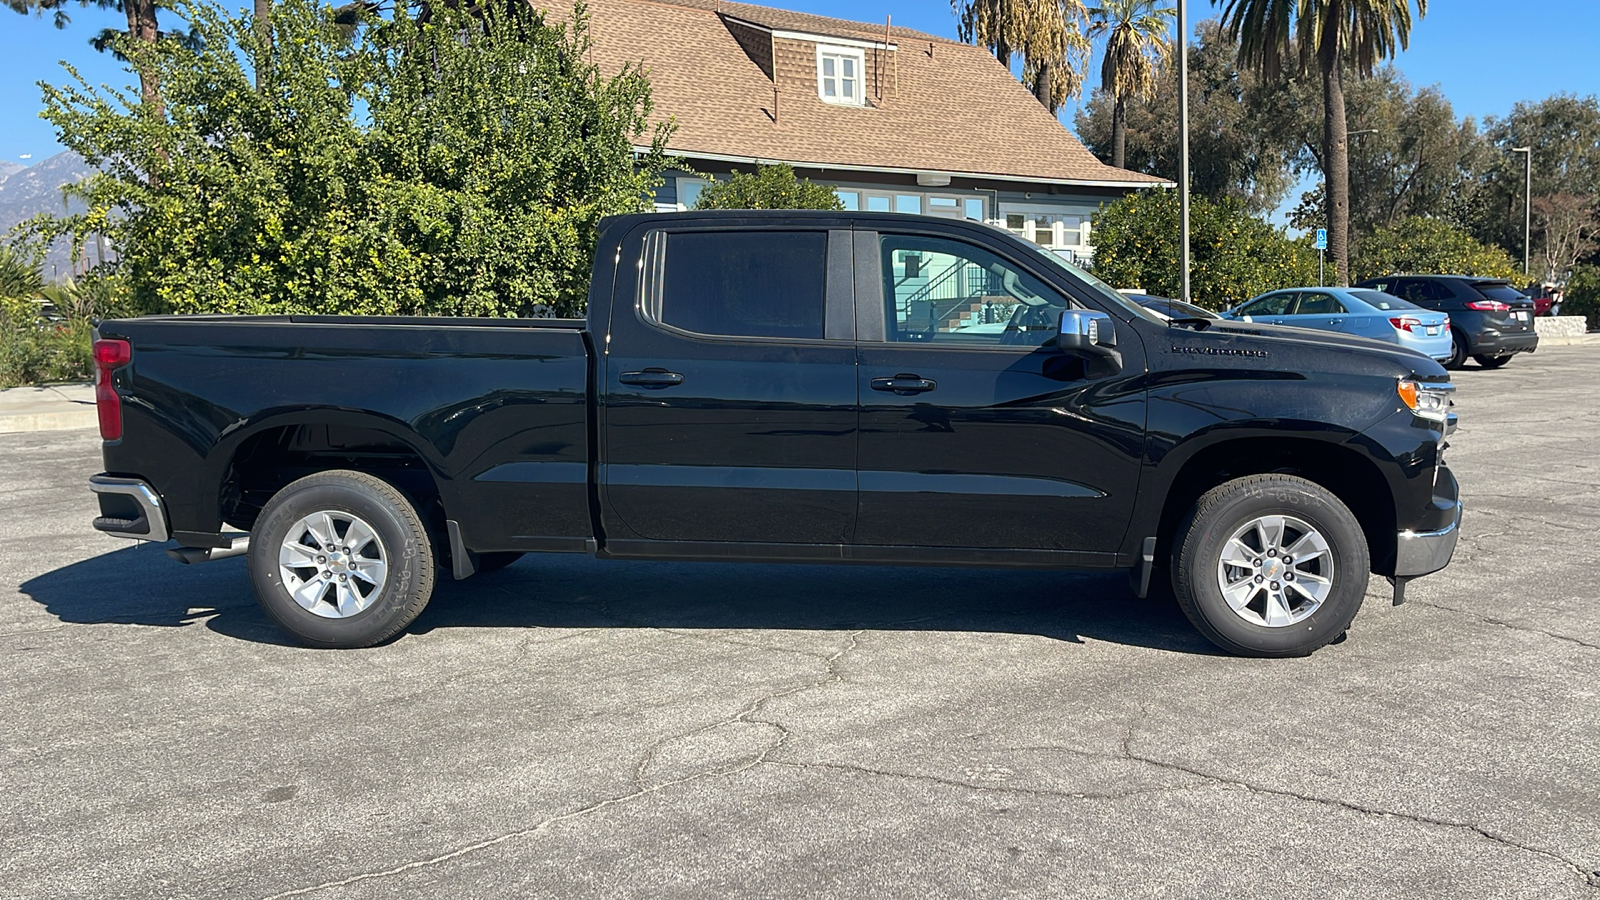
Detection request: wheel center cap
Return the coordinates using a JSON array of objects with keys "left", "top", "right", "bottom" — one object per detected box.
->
[{"left": 1263, "top": 558, "right": 1284, "bottom": 579}]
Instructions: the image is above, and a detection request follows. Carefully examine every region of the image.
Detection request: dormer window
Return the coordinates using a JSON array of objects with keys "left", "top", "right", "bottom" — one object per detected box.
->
[{"left": 817, "top": 46, "right": 865, "bottom": 105}]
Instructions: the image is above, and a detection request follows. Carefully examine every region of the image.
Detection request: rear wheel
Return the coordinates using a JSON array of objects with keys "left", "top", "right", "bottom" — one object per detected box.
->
[
  {"left": 1172, "top": 475, "right": 1369, "bottom": 658},
  {"left": 1445, "top": 329, "right": 1468, "bottom": 370},
  {"left": 248, "top": 470, "right": 435, "bottom": 648},
  {"left": 1473, "top": 354, "right": 1511, "bottom": 369}
]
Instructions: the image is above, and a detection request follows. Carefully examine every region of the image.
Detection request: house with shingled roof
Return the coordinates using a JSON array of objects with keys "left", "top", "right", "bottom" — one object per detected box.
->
[{"left": 555, "top": 0, "right": 1168, "bottom": 262}]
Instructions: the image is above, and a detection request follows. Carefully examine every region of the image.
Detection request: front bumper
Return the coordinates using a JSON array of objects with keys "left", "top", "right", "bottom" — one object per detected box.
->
[
  {"left": 89, "top": 474, "right": 170, "bottom": 542},
  {"left": 1394, "top": 463, "right": 1461, "bottom": 578}
]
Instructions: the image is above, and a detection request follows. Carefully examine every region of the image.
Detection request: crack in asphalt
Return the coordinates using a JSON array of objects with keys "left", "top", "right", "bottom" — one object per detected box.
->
[
  {"left": 1117, "top": 722, "right": 1600, "bottom": 890},
  {"left": 1410, "top": 599, "right": 1600, "bottom": 651},
  {"left": 258, "top": 630, "right": 863, "bottom": 900},
  {"left": 762, "top": 757, "right": 1206, "bottom": 803}
]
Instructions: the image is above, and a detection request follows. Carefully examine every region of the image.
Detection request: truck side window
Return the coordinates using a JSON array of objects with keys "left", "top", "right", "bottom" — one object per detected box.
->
[
  {"left": 879, "top": 234, "right": 1068, "bottom": 346},
  {"left": 656, "top": 230, "right": 827, "bottom": 340}
]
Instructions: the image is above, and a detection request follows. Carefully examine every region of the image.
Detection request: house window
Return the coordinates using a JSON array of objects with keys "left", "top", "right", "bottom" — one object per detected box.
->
[
  {"left": 1002, "top": 207, "right": 1089, "bottom": 251},
  {"left": 817, "top": 46, "right": 864, "bottom": 105},
  {"left": 677, "top": 176, "right": 711, "bottom": 210}
]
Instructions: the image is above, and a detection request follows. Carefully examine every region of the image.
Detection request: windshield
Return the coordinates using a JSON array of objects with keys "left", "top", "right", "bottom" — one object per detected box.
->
[{"left": 1016, "top": 240, "right": 1168, "bottom": 323}]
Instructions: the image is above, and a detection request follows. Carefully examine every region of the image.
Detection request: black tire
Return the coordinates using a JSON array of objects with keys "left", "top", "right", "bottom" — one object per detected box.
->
[
  {"left": 1444, "top": 328, "right": 1468, "bottom": 370},
  {"left": 248, "top": 470, "right": 435, "bottom": 648},
  {"left": 1172, "top": 474, "right": 1369, "bottom": 658},
  {"left": 1473, "top": 354, "right": 1512, "bottom": 369},
  {"left": 475, "top": 551, "right": 525, "bottom": 574}
]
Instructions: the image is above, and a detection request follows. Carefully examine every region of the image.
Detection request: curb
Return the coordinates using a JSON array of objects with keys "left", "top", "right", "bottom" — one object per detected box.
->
[{"left": 0, "top": 383, "right": 98, "bottom": 435}]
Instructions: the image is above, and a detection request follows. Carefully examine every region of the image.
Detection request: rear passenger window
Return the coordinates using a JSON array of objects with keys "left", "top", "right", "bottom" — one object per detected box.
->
[
  {"left": 657, "top": 231, "right": 826, "bottom": 339},
  {"left": 1293, "top": 292, "right": 1346, "bottom": 314}
]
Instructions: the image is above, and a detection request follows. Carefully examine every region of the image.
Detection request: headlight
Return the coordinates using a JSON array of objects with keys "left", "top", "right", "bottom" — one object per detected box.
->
[{"left": 1397, "top": 378, "right": 1453, "bottom": 422}]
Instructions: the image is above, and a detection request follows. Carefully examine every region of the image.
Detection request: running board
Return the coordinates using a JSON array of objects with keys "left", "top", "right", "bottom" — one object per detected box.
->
[{"left": 167, "top": 534, "right": 250, "bottom": 564}]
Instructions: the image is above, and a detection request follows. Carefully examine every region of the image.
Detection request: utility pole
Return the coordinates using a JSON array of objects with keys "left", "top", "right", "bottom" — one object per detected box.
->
[
  {"left": 1177, "top": 0, "right": 1190, "bottom": 303},
  {"left": 1510, "top": 146, "right": 1532, "bottom": 278}
]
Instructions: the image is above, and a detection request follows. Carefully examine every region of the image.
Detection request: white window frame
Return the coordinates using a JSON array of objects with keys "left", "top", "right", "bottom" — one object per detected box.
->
[
  {"left": 1000, "top": 204, "right": 1092, "bottom": 253},
  {"left": 675, "top": 176, "right": 712, "bottom": 211},
  {"left": 816, "top": 46, "right": 866, "bottom": 106}
]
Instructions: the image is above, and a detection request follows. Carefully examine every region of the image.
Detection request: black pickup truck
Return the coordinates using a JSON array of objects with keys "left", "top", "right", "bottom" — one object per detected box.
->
[{"left": 87, "top": 211, "right": 1461, "bottom": 657}]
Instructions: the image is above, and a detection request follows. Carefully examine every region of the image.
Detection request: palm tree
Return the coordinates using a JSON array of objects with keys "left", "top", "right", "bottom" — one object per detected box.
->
[
  {"left": 953, "top": 0, "right": 1091, "bottom": 114},
  {"left": 1216, "top": 0, "right": 1426, "bottom": 285},
  {"left": 7, "top": 0, "right": 167, "bottom": 114},
  {"left": 1089, "top": 0, "right": 1175, "bottom": 169}
]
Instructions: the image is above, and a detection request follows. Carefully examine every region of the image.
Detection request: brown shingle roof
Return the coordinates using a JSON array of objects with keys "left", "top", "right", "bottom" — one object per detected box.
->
[{"left": 563, "top": 0, "right": 1166, "bottom": 186}]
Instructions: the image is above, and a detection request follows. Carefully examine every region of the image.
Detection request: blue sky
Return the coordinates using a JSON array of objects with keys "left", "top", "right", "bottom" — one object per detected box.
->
[{"left": 3, "top": 0, "right": 1597, "bottom": 166}]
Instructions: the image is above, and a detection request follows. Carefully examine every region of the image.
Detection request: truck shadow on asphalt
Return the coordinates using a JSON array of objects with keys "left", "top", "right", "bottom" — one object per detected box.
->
[{"left": 19, "top": 544, "right": 1221, "bottom": 655}]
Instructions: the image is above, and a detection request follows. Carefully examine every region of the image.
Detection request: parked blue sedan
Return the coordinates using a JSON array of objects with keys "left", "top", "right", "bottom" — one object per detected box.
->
[{"left": 1221, "top": 287, "right": 1453, "bottom": 362}]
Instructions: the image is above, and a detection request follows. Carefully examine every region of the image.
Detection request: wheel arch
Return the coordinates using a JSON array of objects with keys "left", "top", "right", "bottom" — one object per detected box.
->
[
  {"left": 207, "top": 410, "right": 451, "bottom": 538},
  {"left": 1151, "top": 435, "right": 1398, "bottom": 577}
]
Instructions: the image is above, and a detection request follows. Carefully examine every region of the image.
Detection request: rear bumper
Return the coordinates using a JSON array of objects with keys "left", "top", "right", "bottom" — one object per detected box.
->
[
  {"left": 89, "top": 475, "right": 170, "bottom": 542},
  {"left": 1471, "top": 330, "right": 1538, "bottom": 357},
  {"left": 1394, "top": 464, "right": 1461, "bottom": 578}
]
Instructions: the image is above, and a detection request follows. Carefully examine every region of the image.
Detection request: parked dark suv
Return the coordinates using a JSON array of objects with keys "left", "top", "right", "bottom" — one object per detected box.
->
[{"left": 1355, "top": 275, "right": 1538, "bottom": 369}]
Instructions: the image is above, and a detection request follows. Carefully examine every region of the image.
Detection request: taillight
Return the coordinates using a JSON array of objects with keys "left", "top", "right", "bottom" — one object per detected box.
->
[
  {"left": 93, "top": 338, "right": 130, "bottom": 441},
  {"left": 1464, "top": 300, "right": 1510, "bottom": 312},
  {"left": 1389, "top": 316, "right": 1423, "bottom": 332}
]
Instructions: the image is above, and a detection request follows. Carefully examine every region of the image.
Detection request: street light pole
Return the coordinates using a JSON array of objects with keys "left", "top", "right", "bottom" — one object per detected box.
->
[
  {"left": 1177, "top": 0, "right": 1190, "bottom": 303},
  {"left": 1510, "top": 146, "right": 1532, "bottom": 278}
]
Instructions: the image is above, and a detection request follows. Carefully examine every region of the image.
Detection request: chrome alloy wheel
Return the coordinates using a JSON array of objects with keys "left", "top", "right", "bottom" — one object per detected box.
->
[
  {"left": 277, "top": 511, "right": 388, "bottom": 619},
  {"left": 1215, "top": 514, "right": 1334, "bottom": 628}
]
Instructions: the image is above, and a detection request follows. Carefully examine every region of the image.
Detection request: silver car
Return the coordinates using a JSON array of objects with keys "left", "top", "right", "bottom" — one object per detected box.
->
[{"left": 1223, "top": 287, "right": 1452, "bottom": 362}]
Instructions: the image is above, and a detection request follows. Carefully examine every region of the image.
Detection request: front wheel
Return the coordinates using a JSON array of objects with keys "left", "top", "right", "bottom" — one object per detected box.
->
[
  {"left": 1473, "top": 354, "right": 1512, "bottom": 369},
  {"left": 1172, "top": 475, "right": 1369, "bottom": 657},
  {"left": 248, "top": 470, "right": 436, "bottom": 648}
]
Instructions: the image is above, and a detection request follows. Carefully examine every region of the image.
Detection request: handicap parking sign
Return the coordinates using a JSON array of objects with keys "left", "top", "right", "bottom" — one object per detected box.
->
[{"left": 1314, "top": 228, "right": 1328, "bottom": 250}]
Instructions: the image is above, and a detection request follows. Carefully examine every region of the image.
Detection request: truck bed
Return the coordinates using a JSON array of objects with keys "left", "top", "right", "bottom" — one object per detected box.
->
[{"left": 95, "top": 314, "right": 595, "bottom": 552}]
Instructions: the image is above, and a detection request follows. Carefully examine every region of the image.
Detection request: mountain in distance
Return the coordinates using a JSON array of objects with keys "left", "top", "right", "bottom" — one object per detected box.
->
[
  {"left": 0, "top": 150, "right": 104, "bottom": 279},
  {"left": 0, "top": 161, "right": 26, "bottom": 181}
]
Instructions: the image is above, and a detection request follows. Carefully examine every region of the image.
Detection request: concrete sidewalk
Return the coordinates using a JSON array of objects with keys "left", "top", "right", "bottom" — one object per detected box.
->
[{"left": 0, "top": 383, "right": 97, "bottom": 434}]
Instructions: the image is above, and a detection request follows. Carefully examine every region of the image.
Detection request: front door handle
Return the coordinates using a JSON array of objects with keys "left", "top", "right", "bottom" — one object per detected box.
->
[
  {"left": 619, "top": 368, "right": 684, "bottom": 388},
  {"left": 870, "top": 374, "right": 937, "bottom": 395}
]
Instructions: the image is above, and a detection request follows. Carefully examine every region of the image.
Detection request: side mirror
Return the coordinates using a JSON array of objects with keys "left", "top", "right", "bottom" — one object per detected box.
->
[{"left": 1056, "top": 309, "right": 1118, "bottom": 357}]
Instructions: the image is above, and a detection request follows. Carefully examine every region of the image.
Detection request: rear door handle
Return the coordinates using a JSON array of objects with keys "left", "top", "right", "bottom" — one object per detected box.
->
[
  {"left": 619, "top": 368, "right": 684, "bottom": 388},
  {"left": 870, "top": 375, "right": 937, "bottom": 395}
]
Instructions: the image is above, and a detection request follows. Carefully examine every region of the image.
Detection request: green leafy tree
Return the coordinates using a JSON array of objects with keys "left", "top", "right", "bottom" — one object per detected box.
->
[
  {"left": 1352, "top": 216, "right": 1519, "bottom": 283},
  {"left": 1216, "top": 0, "right": 1427, "bottom": 286},
  {"left": 1087, "top": 0, "right": 1173, "bottom": 170},
  {"left": 1075, "top": 20, "right": 1297, "bottom": 214},
  {"left": 30, "top": 0, "right": 671, "bottom": 318},
  {"left": 1561, "top": 265, "right": 1600, "bottom": 331},
  {"left": 691, "top": 165, "right": 844, "bottom": 211},
  {"left": 1090, "top": 188, "right": 1315, "bottom": 308},
  {"left": 1469, "top": 94, "right": 1600, "bottom": 274}
]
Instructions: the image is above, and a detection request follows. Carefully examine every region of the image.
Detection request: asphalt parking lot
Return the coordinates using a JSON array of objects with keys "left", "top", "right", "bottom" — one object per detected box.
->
[{"left": 3, "top": 347, "right": 1598, "bottom": 899}]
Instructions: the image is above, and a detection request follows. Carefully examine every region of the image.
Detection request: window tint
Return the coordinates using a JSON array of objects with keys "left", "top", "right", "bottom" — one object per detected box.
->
[
  {"left": 1237, "top": 292, "right": 1296, "bottom": 316},
  {"left": 1406, "top": 280, "right": 1452, "bottom": 304},
  {"left": 880, "top": 234, "right": 1069, "bottom": 346},
  {"left": 1293, "top": 292, "right": 1346, "bottom": 315},
  {"left": 658, "top": 231, "right": 827, "bottom": 339},
  {"left": 1474, "top": 282, "right": 1527, "bottom": 303}
]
